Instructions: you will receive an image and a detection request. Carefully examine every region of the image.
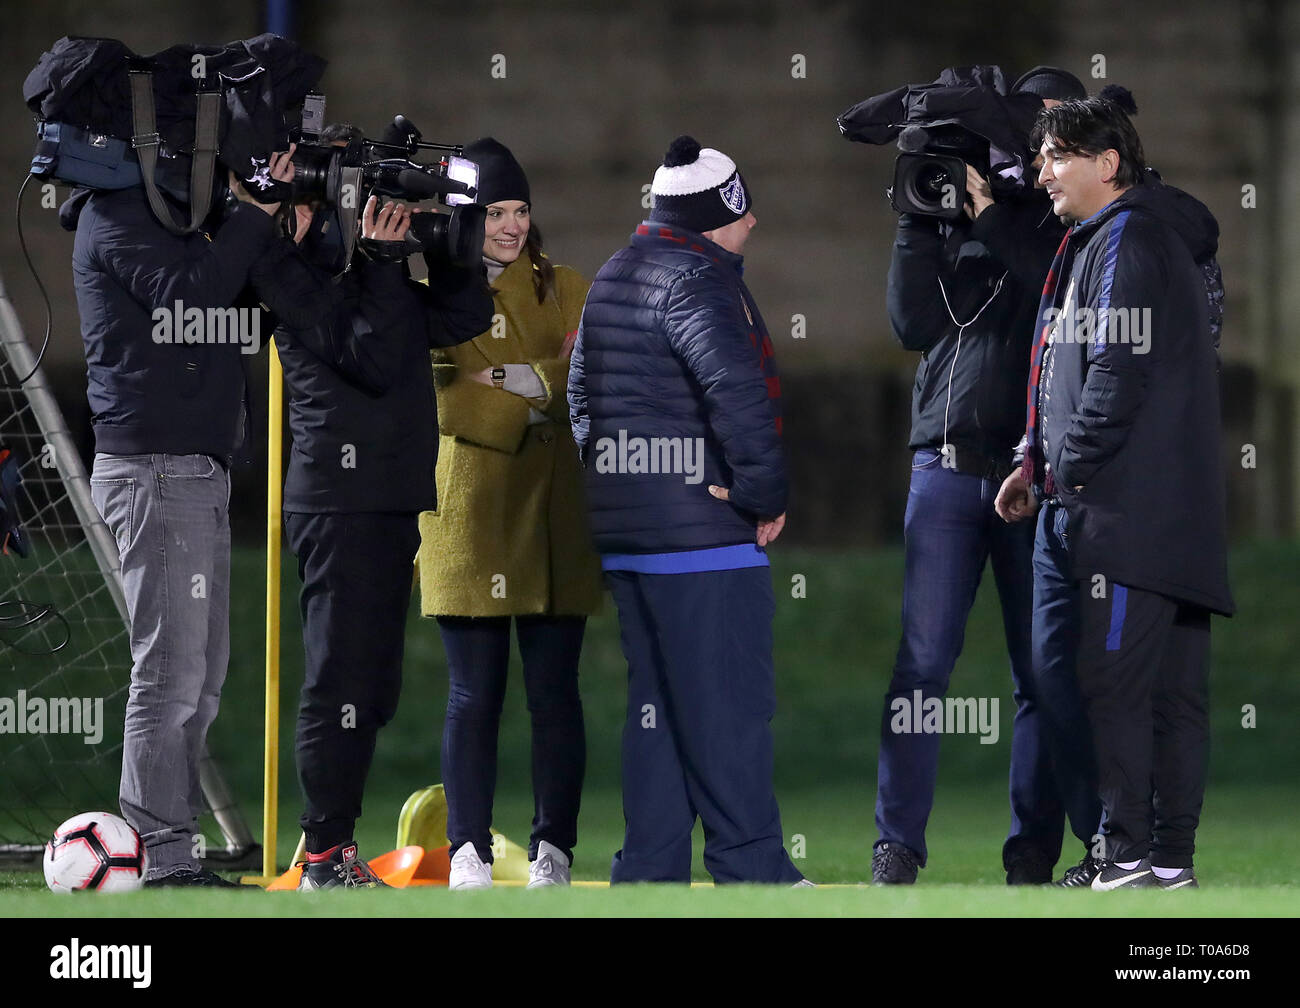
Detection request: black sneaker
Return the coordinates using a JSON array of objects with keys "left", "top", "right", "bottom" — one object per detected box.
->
[
  {"left": 1005, "top": 852, "right": 1054, "bottom": 885},
  {"left": 1090, "top": 858, "right": 1157, "bottom": 891},
  {"left": 298, "top": 842, "right": 390, "bottom": 890},
  {"left": 144, "top": 866, "right": 239, "bottom": 888},
  {"left": 1053, "top": 855, "right": 1103, "bottom": 888},
  {"left": 872, "top": 842, "right": 920, "bottom": 885},
  {"left": 1153, "top": 867, "right": 1198, "bottom": 890}
]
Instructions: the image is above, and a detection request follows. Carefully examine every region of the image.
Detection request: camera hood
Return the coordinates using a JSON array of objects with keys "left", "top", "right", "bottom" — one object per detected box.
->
[{"left": 837, "top": 64, "right": 1044, "bottom": 181}]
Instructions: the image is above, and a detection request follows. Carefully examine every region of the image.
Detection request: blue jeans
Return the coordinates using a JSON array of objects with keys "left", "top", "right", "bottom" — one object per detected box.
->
[
  {"left": 1032, "top": 500, "right": 1104, "bottom": 853},
  {"left": 90, "top": 452, "right": 231, "bottom": 878},
  {"left": 875, "top": 450, "right": 1061, "bottom": 868}
]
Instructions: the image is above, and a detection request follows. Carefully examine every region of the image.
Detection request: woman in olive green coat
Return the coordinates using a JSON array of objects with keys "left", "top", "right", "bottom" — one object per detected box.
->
[{"left": 417, "top": 138, "right": 601, "bottom": 890}]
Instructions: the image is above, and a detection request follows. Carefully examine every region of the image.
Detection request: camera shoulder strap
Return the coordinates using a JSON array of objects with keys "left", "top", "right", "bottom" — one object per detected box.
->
[{"left": 128, "top": 68, "right": 220, "bottom": 236}]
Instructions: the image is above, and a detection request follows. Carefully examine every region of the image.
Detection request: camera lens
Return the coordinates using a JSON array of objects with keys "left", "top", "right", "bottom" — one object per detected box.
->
[
  {"left": 290, "top": 143, "right": 334, "bottom": 204},
  {"left": 891, "top": 153, "right": 966, "bottom": 219},
  {"left": 916, "top": 164, "right": 949, "bottom": 202},
  {"left": 407, "top": 205, "right": 486, "bottom": 269}
]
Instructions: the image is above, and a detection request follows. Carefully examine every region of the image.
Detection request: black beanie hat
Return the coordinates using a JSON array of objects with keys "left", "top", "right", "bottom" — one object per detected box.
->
[
  {"left": 1012, "top": 66, "right": 1088, "bottom": 102},
  {"left": 463, "top": 137, "right": 530, "bottom": 207},
  {"left": 648, "top": 135, "right": 751, "bottom": 235}
]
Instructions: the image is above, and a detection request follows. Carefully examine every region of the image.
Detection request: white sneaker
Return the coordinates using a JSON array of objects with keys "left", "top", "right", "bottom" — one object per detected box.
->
[
  {"left": 448, "top": 843, "right": 493, "bottom": 890},
  {"left": 791, "top": 878, "right": 817, "bottom": 888},
  {"left": 527, "top": 840, "right": 571, "bottom": 888}
]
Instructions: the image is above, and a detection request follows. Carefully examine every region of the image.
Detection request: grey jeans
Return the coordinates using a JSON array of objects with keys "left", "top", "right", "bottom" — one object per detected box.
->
[{"left": 90, "top": 452, "right": 231, "bottom": 878}]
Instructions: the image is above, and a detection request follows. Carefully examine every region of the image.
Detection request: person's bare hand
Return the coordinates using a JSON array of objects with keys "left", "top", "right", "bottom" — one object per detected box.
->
[
  {"left": 708, "top": 485, "right": 786, "bottom": 546},
  {"left": 756, "top": 512, "right": 786, "bottom": 547},
  {"left": 995, "top": 467, "right": 1038, "bottom": 522},
  {"left": 362, "top": 195, "right": 412, "bottom": 241},
  {"left": 560, "top": 330, "right": 578, "bottom": 360},
  {"left": 965, "top": 164, "right": 994, "bottom": 219},
  {"left": 269, "top": 145, "right": 296, "bottom": 184}
]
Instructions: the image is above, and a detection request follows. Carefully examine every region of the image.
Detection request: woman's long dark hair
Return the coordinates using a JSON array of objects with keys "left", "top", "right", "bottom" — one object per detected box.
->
[{"left": 523, "top": 221, "right": 556, "bottom": 304}]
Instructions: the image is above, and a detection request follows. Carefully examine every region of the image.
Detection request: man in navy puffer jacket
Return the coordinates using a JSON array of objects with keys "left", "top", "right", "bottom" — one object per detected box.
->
[{"left": 569, "top": 136, "right": 804, "bottom": 885}]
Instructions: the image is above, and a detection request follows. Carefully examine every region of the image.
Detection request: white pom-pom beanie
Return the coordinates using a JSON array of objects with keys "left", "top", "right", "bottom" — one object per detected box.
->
[{"left": 649, "top": 134, "right": 751, "bottom": 234}]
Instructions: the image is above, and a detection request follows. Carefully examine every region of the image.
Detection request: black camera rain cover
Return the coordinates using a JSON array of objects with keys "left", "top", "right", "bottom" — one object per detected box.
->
[
  {"left": 23, "top": 34, "right": 326, "bottom": 179},
  {"left": 837, "top": 64, "right": 1043, "bottom": 163}
]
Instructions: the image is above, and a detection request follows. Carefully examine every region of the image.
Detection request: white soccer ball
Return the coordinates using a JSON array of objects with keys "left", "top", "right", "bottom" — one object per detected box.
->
[{"left": 43, "top": 811, "right": 147, "bottom": 893}]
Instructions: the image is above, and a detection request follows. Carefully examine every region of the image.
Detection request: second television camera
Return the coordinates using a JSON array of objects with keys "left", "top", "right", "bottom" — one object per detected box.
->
[
  {"left": 290, "top": 94, "right": 486, "bottom": 268},
  {"left": 837, "top": 66, "right": 1043, "bottom": 220},
  {"left": 890, "top": 124, "right": 994, "bottom": 220}
]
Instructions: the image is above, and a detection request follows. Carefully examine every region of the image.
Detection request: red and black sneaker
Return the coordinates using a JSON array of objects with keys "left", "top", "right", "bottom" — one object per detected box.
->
[{"left": 298, "top": 842, "right": 389, "bottom": 890}]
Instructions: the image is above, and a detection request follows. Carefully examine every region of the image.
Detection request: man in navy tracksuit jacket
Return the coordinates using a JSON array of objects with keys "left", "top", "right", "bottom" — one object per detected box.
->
[
  {"left": 569, "top": 136, "right": 804, "bottom": 885},
  {"left": 997, "top": 96, "right": 1233, "bottom": 890}
]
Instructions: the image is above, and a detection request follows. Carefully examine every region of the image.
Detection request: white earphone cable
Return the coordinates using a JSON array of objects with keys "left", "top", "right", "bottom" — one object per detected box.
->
[{"left": 931, "top": 269, "right": 1007, "bottom": 467}]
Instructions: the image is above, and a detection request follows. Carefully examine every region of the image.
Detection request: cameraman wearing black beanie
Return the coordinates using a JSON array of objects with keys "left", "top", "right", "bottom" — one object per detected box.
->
[{"left": 871, "top": 67, "right": 1084, "bottom": 887}]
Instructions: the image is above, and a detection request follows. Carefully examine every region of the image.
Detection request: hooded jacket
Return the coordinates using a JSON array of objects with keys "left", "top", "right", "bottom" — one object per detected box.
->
[{"left": 1036, "top": 181, "right": 1234, "bottom": 615}]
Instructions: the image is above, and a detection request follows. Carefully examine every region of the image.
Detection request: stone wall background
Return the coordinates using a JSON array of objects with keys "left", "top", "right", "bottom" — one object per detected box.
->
[{"left": 2, "top": 0, "right": 1294, "bottom": 543}]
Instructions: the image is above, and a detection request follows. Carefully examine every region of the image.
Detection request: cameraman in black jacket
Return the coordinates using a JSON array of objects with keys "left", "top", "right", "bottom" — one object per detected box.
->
[
  {"left": 872, "top": 69, "right": 1087, "bottom": 886},
  {"left": 74, "top": 151, "right": 290, "bottom": 887},
  {"left": 250, "top": 130, "right": 492, "bottom": 888}
]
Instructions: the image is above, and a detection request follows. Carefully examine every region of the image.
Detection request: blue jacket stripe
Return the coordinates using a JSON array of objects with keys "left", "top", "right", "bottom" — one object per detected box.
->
[
  {"left": 1093, "top": 210, "right": 1131, "bottom": 353},
  {"left": 1105, "top": 583, "right": 1129, "bottom": 652}
]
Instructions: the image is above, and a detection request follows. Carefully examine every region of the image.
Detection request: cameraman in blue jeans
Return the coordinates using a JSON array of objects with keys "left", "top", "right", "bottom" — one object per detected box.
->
[{"left": 872, "top": 69, "right": 1087, "bottom": 884}]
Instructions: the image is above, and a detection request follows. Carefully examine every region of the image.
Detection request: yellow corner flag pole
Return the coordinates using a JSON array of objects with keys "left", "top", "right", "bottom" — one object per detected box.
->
[{"left": 257, "top": 343, "right": 284, "bottom": 884}]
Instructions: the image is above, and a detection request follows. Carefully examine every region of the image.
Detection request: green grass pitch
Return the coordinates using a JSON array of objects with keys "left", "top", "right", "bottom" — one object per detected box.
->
[
  {"left": 1, "top": 784, "right": 1295, "bottom": 916},
  {"left": 2, "top": 543, "right": 1297, "bottom": 917}
]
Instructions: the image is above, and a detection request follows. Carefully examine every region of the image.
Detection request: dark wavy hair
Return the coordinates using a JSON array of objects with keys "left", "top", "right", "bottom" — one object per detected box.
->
[
  {"left": 1030, "top": 95, "right": 1147, "bottom": 190},
  {"left": 521, "top": 220, "right": 556, "bottom": 304}
]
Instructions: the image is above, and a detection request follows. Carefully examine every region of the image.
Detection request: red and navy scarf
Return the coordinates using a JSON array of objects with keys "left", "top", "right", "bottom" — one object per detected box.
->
[
  {"left": 1022, "top": 228, "right": 1074, "bottom": 494},
  {"left": 635, "top": 222, "right": 782, "bottom": 437}
]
